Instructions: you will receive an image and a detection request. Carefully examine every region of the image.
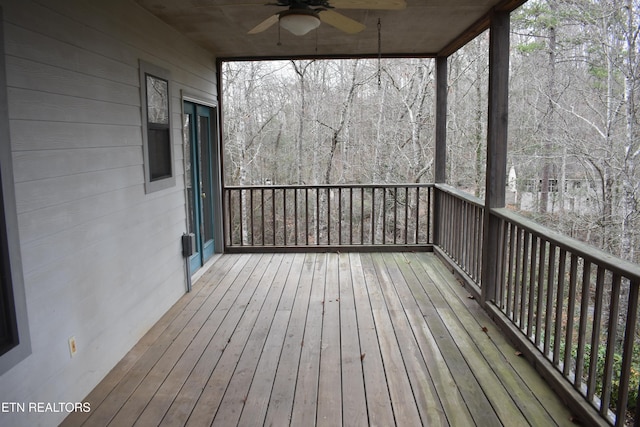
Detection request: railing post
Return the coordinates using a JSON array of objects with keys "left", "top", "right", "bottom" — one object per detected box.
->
[
  {"left": 433, "top": 55, "right": 447, "bottom": 246},
  {"left": 481, "top": 10, "right": 510, "bottom": 305}
]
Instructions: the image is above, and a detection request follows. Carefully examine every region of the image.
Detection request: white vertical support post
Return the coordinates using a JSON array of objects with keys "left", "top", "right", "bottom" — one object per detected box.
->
[{"left": 482, "top": 10, "right": 510, "bottom": 305}]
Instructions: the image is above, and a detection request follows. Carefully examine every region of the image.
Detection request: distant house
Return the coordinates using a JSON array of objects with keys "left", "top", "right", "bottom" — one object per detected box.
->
[{"left": 507, "top": 164, "right": 596, "bottom": 214}]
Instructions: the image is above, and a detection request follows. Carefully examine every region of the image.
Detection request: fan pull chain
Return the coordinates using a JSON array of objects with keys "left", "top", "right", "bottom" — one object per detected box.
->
[
  {"left": 377, "top": 18, "right": 382, "bottom": 89},
  {"left": 277, "top": 24, "right": 282, "bottom": 46}
]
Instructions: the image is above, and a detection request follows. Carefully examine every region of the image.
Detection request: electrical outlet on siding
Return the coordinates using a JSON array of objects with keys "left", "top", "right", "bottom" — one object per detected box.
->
[{"left": 68, "top": 336, "right": 77, "bottom": 358}]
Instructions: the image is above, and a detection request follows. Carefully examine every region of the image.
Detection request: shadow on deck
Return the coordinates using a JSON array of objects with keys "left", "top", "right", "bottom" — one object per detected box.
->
[{"left": 62, "top": 252, "right": 575, "bottom": 426}]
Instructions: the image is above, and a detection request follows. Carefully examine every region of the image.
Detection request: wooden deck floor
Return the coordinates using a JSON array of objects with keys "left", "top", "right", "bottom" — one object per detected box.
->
[{"left": 62, "top": 252, "right": 575, "bottom": 426}]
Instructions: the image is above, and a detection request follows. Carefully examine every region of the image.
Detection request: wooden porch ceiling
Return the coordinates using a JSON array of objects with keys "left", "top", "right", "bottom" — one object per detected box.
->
[
  {"left": 63, "top": 252, "right": 574, "bottom": 426},
  {"left": 133, "top": 0, "right": 527, "bottom": 59}
]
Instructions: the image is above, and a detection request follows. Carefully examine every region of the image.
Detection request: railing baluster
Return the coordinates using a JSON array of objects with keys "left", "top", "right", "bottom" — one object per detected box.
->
[
  {"left": 250, "top": 189, "right": 254, "bottom": 246},
  {"left": 467, "top": 201, "right": 472, "bottom": 277},
  {"left": 261, "top": 188, "right": 265, "bottom": 245},
  {"left": 350, "top": 187, "right": 354, "bottom": 245},
  {"left": 575, "top": 260, "right": 592, "bottom": 391},
  {"left": 272, "top": 188, "right": 276, "bottom": 246},
  {"left": 563, "top": 254, "right": 579, "bottom": 378},
  {"left": 391, "top": 187, "right": 396, "bottom": 244},
  {"left": 338, "top": 187, "right": 342, "bottom": 245},
  {"left": 239, "top": 189, "right": 244, "bottom": 247},
  {"left": 316, "top": 188, "right": 320, "bottom": 245},
  {"left": 294, "top": 188, "right": 298, "bottom": 245},
  {"left": 553, "top": 249, "right": 567, "bottom": 366},
  {"left": 305, "top": 188, "right": 309, "bottom": 245},
  {"left": 382, "top": 187, "right": 387, "bottom": 244},
  {"left": 601, "top": 273, "right": 621, "bottom": 416},
  {"left": 615, "top": 279, "right": 639, "bottom": 425},
  {"left": 224, "top": 190, "right": 233, "bottom": 246},
  {"left": 444, "top": 191, "right": 449, "bottom": 249},
  {"left": 359, "top": 187, "right": 364, "bottom": 244},
  {"left": 452, "top": 194, "right": 458, "bottom": 258},
  {"left": 527, "top": 235, "right": 538, "bottom": 338},
  {"left": 506, "top": 222, "right": 516, "bottom": 318},
  {"left": 415, "top": 187, "right": 420, "bottom": 244},
  {"left": 327, "top": 187, "right": 331, "bottom": 245},
  {"left": 371, "top": 187, "right": 376, "bottom": 244},
  {"left": 449, "top": 194, "right": 455, "bottom": 255},
  {"left": 535, "top": 239, "right": 547, "bottom": 347},
  {"left": 471, "top": 204, "right": 477, "bottom": 280},
  {"left": 586, "top": 266, "right": 605, "bottom": 401},
  {"left": 478, "top": 206, "right": 484, "bottom": 279},
  {"left": 495, "top": 218, "right": 506, "bottom": 307},
  {"left": 426, "top": 186, "right": 431, "bottom": 244},
  {"left": 283, "top": 188, "right": 287, "bottom": 246},
  {"left": 519, "top": 231, "right": 530, "bottom": 329},
  {"left": 513, "top": 227, "right": 523, "bottom": 324},
  {"left": 455, "top": 197, "right": 461, "bottom": 264},
  {"left": 404, "top": 187, "right": 409, "bottom": 244},
  {"left": 543, "top": 244, "right": 556, "bottom": 357}
]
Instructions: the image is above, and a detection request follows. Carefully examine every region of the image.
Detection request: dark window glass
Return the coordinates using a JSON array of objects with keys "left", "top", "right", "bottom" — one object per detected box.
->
[
  {"left": 148, "top": 127, "right": 172, "bottom": 181},
  {"left": 0, "top": 180, "right": 18, "bottom": 356}
]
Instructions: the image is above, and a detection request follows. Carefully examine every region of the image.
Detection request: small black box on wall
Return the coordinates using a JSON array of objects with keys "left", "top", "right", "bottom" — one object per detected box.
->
[{"left": 182, "top": 233, "right": 196, "bottom": 257}]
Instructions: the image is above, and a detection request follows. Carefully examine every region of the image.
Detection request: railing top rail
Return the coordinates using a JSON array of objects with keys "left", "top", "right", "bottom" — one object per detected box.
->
[
  {"left": 492, "top": 206, "right": 640, "bottom": 283},
  {"left": 434, "top": 183, "right": 484, "bottom": 208},
  {"left": 224, "top": 183, "right": 435, "bottom": 190}
]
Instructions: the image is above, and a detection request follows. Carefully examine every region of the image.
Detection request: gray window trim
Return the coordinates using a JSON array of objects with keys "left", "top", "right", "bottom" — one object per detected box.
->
[
  {"left": 0, "top": 6, "right": 32, "bottom": 375},
  {"left": 139, "top": 60, "right": 176, "bottom": 193}
]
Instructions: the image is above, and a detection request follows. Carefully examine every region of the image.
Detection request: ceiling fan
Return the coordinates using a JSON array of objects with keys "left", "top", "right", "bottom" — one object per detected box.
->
[{"left": 248, "top": 0, "right": 406, "bottom": 36}]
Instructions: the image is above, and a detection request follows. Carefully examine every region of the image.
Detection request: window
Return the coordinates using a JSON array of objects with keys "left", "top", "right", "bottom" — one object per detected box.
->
[
  {"left": 0, "top": 179, "right": 18, "bottom": 357},
  {"left": 0, "top": 6, "right": 31, "bottom": 374},
  {"left": 140, "top": 61, "right": 175, "bottom": 192}
]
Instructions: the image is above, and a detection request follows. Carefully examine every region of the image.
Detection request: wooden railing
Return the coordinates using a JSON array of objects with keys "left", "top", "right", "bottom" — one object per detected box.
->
[
  {"left": 485, "top": 208, "right": 640, "bottom": 426},
  {"left": 430, "top": 186, "right": 638, "bottom": 426},
  {"left": 442, "top": 192, "right": 640, "bottom": 426},
  {"left": 224, "top": 184, "right": 433, "bottom": 250},
  {"left": 434, "top": 184, "right": 484, "bottom": 286}
]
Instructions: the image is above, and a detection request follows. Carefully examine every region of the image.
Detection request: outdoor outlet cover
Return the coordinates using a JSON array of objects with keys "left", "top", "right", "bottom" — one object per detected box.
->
[{"left": 68, "top": 337, "right": 77, "bottom": 357}]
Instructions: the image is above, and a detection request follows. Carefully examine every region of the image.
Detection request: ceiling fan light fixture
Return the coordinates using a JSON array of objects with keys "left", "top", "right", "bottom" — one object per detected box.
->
[{"left": 279, "top": 10, "right": 321, "bottom": 36}]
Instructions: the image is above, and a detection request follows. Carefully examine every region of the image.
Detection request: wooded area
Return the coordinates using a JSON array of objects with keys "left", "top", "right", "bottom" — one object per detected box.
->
[{"left": 222, "top": 0, "right": 640, "bottom": 265}]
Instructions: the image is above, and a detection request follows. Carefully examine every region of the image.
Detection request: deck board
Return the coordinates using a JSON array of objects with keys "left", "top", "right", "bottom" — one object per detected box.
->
[
  {"left": 63, "top": 252, "right": 574, "bottom": 427},
  {"left": 337, "top": 254, "right": 368, "bottom": 427},
  {"left": 316, "top": 253, "right": 343, "bottom": 427},
  {"left": 349, "top": 253, "right": 396, "bottom": 427}
]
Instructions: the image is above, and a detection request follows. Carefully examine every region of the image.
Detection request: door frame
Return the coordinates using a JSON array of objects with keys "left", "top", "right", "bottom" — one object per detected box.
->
[{"left": 181, "top": 92, "right": 224, "bottom": 274}]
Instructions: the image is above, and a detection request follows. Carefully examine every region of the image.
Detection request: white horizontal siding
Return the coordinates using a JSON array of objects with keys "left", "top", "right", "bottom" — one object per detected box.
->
[
  {"left": 12, "top": 146, "right": 143, "bottom": 183},
  {"left": 10, "top": 120, "right": 143, "bottom": 151},
  {"left": 6, "top": 56, "right": 140, "bottom": 106},
  {"left": 0, "top": 0, "right": 218, "bottom": 425},
  {"left": 8, "top": 87, "right": 141, "bottom": 125}
]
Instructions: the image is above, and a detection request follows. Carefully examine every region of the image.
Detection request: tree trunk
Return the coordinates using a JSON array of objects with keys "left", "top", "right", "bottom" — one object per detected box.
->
[
  {"left": 540, "top": 0, "right": 557, "bottom": 214},
  {"left": 620, "top": 0, "right": 638, "bottom": 261}
]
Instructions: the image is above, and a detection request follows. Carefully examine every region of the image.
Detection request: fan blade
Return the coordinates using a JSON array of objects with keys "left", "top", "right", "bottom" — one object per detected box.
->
[
  {"left": 248, "top": 14, "right": 279, "bottom": 34},
  {"left": 329, "top": 0, "right": 406, "bottom": 10},
  {"left": 318, "top": 10, "right": 365, "bottom": 33}
]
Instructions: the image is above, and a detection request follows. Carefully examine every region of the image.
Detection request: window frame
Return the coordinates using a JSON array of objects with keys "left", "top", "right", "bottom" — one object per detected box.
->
[
  {"left": 139, "top": 60, "right": 176, "bottom": 193},
  {"left": 0, "top": 6, "right": 31, "bottom": 375}
]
